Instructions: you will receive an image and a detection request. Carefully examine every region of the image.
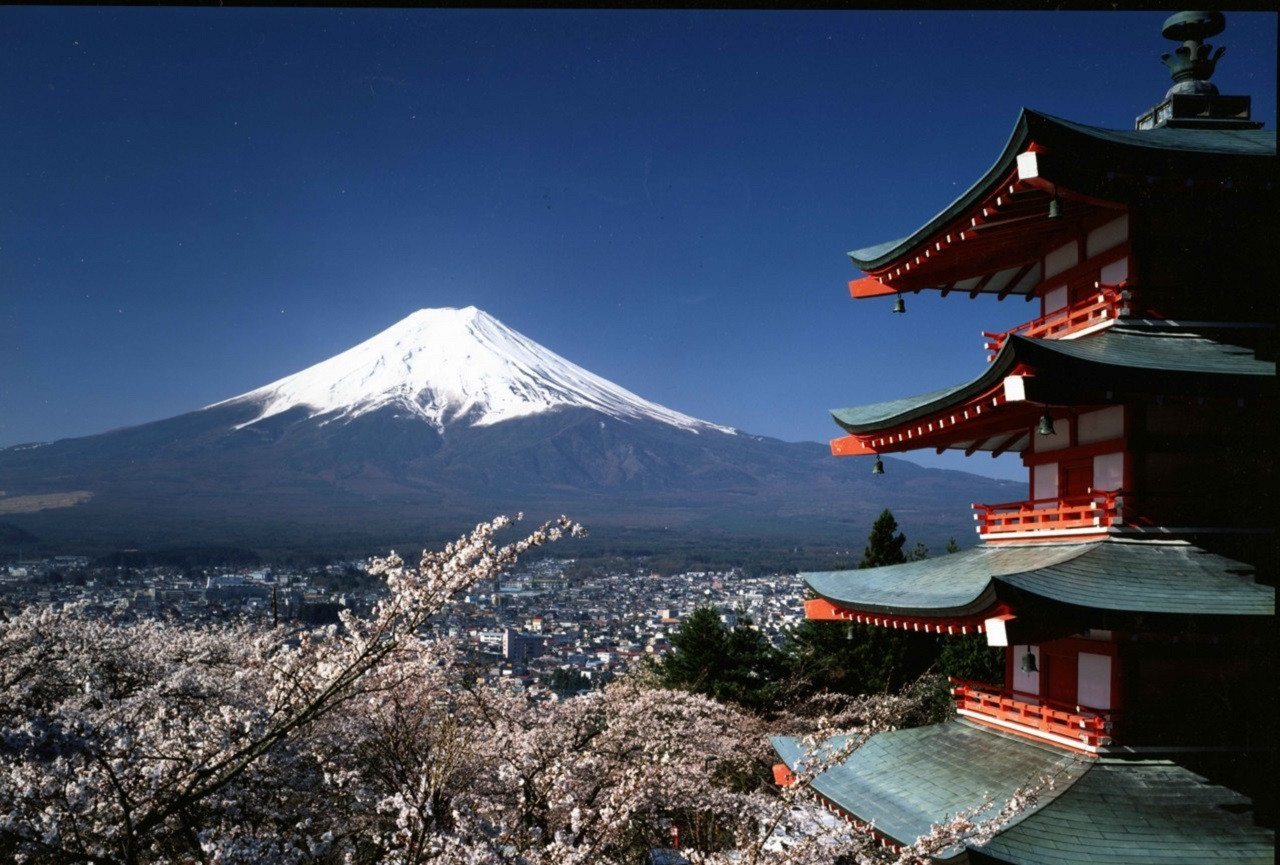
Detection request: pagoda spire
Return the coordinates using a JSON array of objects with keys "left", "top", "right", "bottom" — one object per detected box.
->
[
  {"left": 1160, "top": 10, "right": 1226, "bottom": 98},
  {"left": 1135, "top": 10, "right": 1262, "bottom": 130}
]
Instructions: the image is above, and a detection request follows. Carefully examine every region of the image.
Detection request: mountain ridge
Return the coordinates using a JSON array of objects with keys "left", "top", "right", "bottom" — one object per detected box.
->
[{"left": 0, "top": 308, "right": 1020, "bottom": 558}]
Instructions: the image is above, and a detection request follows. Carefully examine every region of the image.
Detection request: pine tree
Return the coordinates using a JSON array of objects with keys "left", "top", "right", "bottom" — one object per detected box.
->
[
  {"left": 659, "top": 606, "right": 728, "bottom": 692},
  {"left": 659, "top": 606, "right": 784, "bottom": 712},
  {"left": 783, "top": 618, "right": 910, "bottom": 695},
  {"left": 858, "top": 508, "right": 908, "bottom": 569}
]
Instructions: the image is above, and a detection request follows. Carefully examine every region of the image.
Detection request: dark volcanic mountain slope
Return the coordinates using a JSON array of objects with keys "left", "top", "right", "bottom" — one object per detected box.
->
[{"left": 0, "top": 403, "right": 1017, "bottom": 555}]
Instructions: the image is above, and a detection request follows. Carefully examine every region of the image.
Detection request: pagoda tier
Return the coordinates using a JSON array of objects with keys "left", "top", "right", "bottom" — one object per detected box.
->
[
  {"left": 830, "top": 323, "right": 1273, "bottom": 459},
  {"left": 802, "top": 538, "right": 1274, "bottom": 628},
  {"left": 830, "top": 323, "right": 1274, "bottom": 542},
  {"left": 845, "top": 109, "right": 1276, "bottom": 325},
  {"left": 801, "top": 538, "right": 1274, "bottom": 751}
]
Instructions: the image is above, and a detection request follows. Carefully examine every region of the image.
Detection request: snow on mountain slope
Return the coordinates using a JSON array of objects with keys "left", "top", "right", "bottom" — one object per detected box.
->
[{"left": 212, "top": 307, "right": 736, "bottom": 435}]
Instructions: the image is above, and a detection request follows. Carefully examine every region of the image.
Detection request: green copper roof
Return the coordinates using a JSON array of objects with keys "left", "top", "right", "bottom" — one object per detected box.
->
[
  {"left": 804, "top": 542, "right": 1087, "bottom": 617},
  {"left": 803, "top": 539, "right": 1274, "bottom": 618},
  {"left": 849, "top": 109, "right": 1276, "bottom": 270},
  {"left": 985, "top": 757, "right": 1276, "bottom": 864},
  {"left": 830, "top": 325, "right": 1275, "bottom": 436},
  {"left": 771, "top": 720, "right": 1090, "bottom": 858},
  {"left": 996, "top": 539, "right": 1274, "bottom": 615},
  {"left": 1044, "top": 112, "right": 1275, "bottom": 157},
  {"left": 1011, "top": 326, "right": 1275, "bottom": 379},
  {"left": 830, "top": 370, "right": 1009, "bottom": 435},
  {"left": 772, "top": 722, "right": 1275, "bottom": 863}
]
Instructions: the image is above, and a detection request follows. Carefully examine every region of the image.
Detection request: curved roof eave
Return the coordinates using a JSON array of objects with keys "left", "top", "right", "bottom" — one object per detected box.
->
[
  {"left": 830, "top": 337, "right": 1020, "bottom": 435},
  {"left": 775, "top": 725, "right": 1277, "bottom": 865},
  {"left": 803, "top": 542, "right": 1094, "bottom": 618},
  {"left": 804, "top": 539, "right": 1273, "bottom": 619},
  {"left": 996, "top": 540, "right": 1273, "bottom": 616},
  {"left": 830, "top": 326, "right": 1275, "bottom": 436},
  {"left": 847, "top": 109, "right": 1278, "bottom": 272},
  {"left": 848, "top": 108, "right": 1036, "bottom": 271},
  {"left": 771, "top": 721, "right": 1091, "bottom": 855}
]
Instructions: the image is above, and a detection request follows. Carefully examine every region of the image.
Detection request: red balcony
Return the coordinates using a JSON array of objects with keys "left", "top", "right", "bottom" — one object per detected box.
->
[
  {"left": 983, "top": 282, "right": 1131, "bottom": 361},
  {"left": 973, "top": 490, "right": 1126, "bottom": 539},
  {"left": 951, "top": 678, "right": 1114, "bottom": 752}
]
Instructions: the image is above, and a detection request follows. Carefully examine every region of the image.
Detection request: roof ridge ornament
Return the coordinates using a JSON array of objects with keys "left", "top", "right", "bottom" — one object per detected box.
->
[
  {"left": 1135, "top": 11, "right": 1261, "bottom": 130},
  {"left": 1160, "top": 11, "right": 1226, "bottom": 98}
]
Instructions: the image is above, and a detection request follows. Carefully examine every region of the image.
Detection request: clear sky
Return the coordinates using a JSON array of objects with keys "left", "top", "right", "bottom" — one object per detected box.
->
[{"left": 3, "top": 7, "right": 1275, "bottom": 480}]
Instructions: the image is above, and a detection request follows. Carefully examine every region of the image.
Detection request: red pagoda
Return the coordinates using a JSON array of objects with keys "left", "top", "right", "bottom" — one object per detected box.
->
[{"left": 772, "top": 12, "right": 1275, "bottom": 863}]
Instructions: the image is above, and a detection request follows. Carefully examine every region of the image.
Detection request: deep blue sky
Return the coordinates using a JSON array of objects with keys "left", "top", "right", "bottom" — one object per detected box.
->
[{"left": 3, "top": 8, "right": 1275, "bottom": 480}]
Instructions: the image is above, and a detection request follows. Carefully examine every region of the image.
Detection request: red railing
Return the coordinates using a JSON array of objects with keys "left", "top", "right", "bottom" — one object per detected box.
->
[
  {"left": 983, "top": 282, "right": 1131, "bottom": 361},
  {"left": 973, "top": 490, "right": 1126, "bottom": 537},
  {"left": 951, "top": 678, "right": 1113, "bottom": 750}
]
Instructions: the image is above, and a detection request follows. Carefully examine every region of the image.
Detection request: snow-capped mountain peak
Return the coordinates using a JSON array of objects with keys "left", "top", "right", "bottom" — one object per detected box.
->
[{"left": 212, "top": 306, "right": 735, "bottom": 435}]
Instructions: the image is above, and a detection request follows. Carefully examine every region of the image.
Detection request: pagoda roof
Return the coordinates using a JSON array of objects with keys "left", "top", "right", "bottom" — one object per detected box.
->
[
  {"left": 803, "top": 538, "right": 1274, "bottom": 619},
  {"left": 984, "top": 756, "right": 1277, "bottom": 864},
  {"left": 771, "top": 720, "right": 1089, "bottom": 860},
  {"left": 848, "top": 108, "right": 1276, "bottom": 275},
  {"left": 772, "top": 721, "right": 1275, "bottom": 863},
  {"left": 830, "top": 324, "right": 1275, "bottom": 445}
]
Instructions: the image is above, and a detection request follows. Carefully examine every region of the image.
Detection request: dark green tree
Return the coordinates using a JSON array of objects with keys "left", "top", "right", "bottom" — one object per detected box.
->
[
  {"left": 658, "top": 606, "right": 784, "bottom": 712},
  {"left": 658, "top": 606, "right": 727, "bottom": 691},
  {"left": 859, "top": 509, "right": 907, "bottom": 569},
  {"left": 783, "top": 619, "right": 908, "bottom": 695},
  {"left": 546, "top": 667, "right": 591, "bottom": 697},
  {"left": 937, "top": 633, "right": 1005, "bottom": 684},
  {"left": 784, "top": 510, "right": 951, "bottom": 699}
]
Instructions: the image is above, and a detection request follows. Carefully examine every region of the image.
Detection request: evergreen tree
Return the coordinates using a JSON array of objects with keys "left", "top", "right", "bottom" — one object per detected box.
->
[
  {"left": 785, "top": 510, "right": 963, "bottom": 699},
  {"left": 783, "top": 619, "right": 909, "bottom": 695},
  {"left": 659, "top": 606, "right": 728, "bottom": 692},
  {"left": 546, "top": 667, "right": 591, "bottom": 697},
  {"left": 937, "top": 633, "right": 1005, "bottom": 684},
  {"left": 658, "top": 606, "right": 784, "bottom": 712},
  {"left": 858, "top": 509, "right": 907, "bottom": 569}
]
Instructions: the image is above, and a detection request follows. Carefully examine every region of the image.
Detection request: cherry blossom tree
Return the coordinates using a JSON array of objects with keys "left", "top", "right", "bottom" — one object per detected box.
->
[
  {"left": 0, "top": 516, "right": 584, "bottom": 864},
  {"left": 1, "top": 513, "right": 1038, "bottom": 865}
]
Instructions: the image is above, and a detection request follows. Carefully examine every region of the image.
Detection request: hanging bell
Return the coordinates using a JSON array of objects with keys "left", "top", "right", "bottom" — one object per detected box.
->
[
  {"left": 872, "top": 455, "right": 885, "bottom": 475},
  {"left": 892, "top": 293, "right": 906, "bottom": 314},
  {"left": 1021, "top": 648, "right": 1039, "bottom": 674},
  {"left": 1038, "top": 411, "right": 1056, "bottom": 436},
  {"left": 1047, "top": 196, "right": 1063, "bottom": 219}
]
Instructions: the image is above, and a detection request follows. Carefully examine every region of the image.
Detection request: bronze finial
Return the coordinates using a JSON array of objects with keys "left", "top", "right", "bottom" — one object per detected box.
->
[{"left": 1160, "top": 11, "right": 1226, "bottom": 97}]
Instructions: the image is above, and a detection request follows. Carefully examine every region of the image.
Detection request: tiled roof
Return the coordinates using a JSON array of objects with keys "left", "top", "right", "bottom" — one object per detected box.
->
[
  {"left": 830, "top": 325, "right": 1274, "bottom": 435},
  {"left": 985, "top": 757, "right": 1276, "bottom": 864},
  {"left": 1044, "top": 112, "right": 1276, "bottom": 157},
  {"left": 997, "top": 539, "right": 1274, "bottom": 615},
  {"left": 1011, "top": 326, "right": 1275, "bottom": 379},
  {"left": 803, "top": 539, "right": 1274, "bottom": 618},
  {"left": 804, "top": 543, "right": 1087, "bottom": 617},
  {"left": 771, "top": 720, "right": 1090, "bottom": 858},
  {"left": 773, "top": 721, "right": 1276, "bottom": 863},
  {"left": 849, "top": 109, "right": 1276, "bottom": 270}
]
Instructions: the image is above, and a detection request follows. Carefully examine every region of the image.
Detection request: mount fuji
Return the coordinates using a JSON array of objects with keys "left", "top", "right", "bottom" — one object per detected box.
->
[
  {"left": 213, "top": 306, "right": 735, "bottom": 436},
  {"left": 1, "top": 307, "right": 1018, "bottom": 558}
]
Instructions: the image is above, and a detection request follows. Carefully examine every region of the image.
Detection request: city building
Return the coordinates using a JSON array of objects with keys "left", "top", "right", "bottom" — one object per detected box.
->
[
  {"left": 503, "top": 627, "right": 548, "bottom": 667},
  {"left": 772, "top": 12, "right": 1275, "bottom": 863}
]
